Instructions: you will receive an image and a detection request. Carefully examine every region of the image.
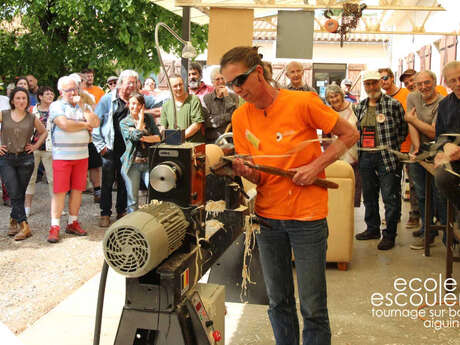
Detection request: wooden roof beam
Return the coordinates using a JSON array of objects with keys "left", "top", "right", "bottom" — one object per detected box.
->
[{"left": 175, "top": 1, "right": 446, "bottom": 11}]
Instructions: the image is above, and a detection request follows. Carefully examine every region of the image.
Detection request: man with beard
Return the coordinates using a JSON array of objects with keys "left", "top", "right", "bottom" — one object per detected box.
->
[
  {"left": 354, "top": 70, "right": 407, "bottom": 250},
  {"left": 188, "top": 62, "right": 214, "bottom": 103}
]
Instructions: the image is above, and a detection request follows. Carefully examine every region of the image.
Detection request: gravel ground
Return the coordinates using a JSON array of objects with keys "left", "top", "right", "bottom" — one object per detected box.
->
[{"left": 0, "top": 181, "right": 109, "bottom": 334}]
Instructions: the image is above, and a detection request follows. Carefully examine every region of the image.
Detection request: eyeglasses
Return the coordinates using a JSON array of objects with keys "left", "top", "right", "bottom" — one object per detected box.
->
[
  {"left": 226, "top": 65, "right": 258, "bottom": 89},
  {"left": 107, "top": 81, "right": 117, "bottom": 86},
  {"left": 62, "top": 88, "right": 78, "bottom": 93},
  {"left": 380, "top": 75, "right": 390, "bottom": 81}
]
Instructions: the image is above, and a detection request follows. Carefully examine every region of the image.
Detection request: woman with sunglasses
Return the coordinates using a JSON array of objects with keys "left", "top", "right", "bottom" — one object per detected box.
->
[
  {"left": 220, "top": 47, "right": 359, "bottom": 345},
  {"left": 120, "top": 93, "right": 161, "bottom": 213},
  {"left": 0, "top": 87, "right": 47, "bottom": 240}
]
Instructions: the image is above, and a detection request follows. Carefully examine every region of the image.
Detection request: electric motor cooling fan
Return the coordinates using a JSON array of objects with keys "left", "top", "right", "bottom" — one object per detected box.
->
[{"left": 103, "top": 202, "right": 190, "bottom": 278}]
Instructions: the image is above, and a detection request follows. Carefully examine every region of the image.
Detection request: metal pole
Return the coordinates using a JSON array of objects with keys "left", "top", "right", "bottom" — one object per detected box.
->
[{"left": 182, "top": 6, "right": 191, "bottom": 92}]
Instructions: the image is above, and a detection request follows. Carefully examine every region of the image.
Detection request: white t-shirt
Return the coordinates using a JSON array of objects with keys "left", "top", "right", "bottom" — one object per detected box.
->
[{"left": 0, "top": 95, "right": 10, "bottom": 111}]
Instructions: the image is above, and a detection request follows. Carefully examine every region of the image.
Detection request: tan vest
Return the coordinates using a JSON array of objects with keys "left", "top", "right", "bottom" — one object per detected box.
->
[{"left": 1, "top": 110, "right": 35, "bottom": 153}]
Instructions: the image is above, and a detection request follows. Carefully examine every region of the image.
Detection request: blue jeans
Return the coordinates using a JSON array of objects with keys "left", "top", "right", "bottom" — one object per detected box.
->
[
  {"left": 0, "top": 153, "right": 34, "bottom": 223},
  {"left": 359, "top": 152, "right": 402, "bottom": 239},
  {"left": 121, "top": 162, "right": 149, "bottom": 213},
  {"left": 100, "top": 150, "right": 127, "bottom": 216},
  {"left": 256, "top": 217, "right": 331, "bottom": 345},
  {"left": 408, "top": 163, "right": 446, "bottom": 236}
]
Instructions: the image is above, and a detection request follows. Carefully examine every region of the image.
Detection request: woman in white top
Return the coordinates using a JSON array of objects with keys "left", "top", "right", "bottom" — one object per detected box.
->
[{"left": 326, "top": 84, "right": 361, "bottom": 207}]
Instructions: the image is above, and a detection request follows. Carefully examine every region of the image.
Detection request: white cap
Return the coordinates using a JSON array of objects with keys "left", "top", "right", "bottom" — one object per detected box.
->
[{"left": 362, "top": 70, "right": 381, "bottom": 82}]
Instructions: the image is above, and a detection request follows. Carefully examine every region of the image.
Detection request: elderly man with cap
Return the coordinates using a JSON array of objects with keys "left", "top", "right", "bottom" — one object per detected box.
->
[
  {"left": 106, "top": 76, "right": 118, "bottom": 92},
  {"left": 354, "top": 70, "right": 407, "bottom": 250}
]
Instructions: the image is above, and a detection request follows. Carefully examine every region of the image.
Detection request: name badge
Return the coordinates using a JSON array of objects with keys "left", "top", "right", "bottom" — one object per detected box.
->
[
  {"left": 376, "top": 113, "right": 386, "bottom": 123},
  {"left": 245, "top": 129, "right": 260, "bottom": 150}
]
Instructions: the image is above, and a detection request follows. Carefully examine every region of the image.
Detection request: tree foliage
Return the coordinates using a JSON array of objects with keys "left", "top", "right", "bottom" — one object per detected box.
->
[{"left": 0, "top": 0, "right": 208, "bottom": 88}]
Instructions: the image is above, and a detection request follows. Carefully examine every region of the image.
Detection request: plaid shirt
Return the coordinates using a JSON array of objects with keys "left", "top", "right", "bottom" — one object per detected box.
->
[{"left": 355, "top": 94, "right": 407, "bottom": 173}]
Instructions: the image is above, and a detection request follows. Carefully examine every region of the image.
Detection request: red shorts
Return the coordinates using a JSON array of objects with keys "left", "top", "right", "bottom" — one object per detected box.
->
[{"left": 53, "top": 159, "right": 88, "bottom": 193}]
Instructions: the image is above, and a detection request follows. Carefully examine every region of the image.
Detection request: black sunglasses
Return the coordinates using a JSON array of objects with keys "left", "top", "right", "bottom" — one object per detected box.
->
[
  {"left": 226, "top": 65, "right": 258, "bottom": 89},
  {"left": 381, "top": 75, "right": 390, "bottom": 81}
]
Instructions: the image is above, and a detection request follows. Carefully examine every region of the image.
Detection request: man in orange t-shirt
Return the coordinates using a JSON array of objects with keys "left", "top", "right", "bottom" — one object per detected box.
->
[
  {"left": 81, "top": 68, "right": 105, "bottom": 203},
  {"left": 220, "top": 47, "right": 358, "bottom": 345},
  {"left": 81, "top": 68, "right": 105, "bottom": 104}
]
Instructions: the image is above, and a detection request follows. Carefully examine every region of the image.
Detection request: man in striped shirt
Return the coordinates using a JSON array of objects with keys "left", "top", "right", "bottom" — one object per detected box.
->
[{"left": 47, "top": 75, "right": 100, "bottom": 243}]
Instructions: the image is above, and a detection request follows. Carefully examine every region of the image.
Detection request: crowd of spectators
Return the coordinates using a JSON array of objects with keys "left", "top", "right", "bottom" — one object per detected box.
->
[{"left": 0, "top": 60, "right": 459, "bottom": 249}]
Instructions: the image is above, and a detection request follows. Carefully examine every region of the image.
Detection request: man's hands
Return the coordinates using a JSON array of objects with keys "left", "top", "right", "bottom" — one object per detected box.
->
[
  {"left": 232, "top": 158, "right": 260, "bottom": 185},
  {"left": 290, "top": 162, "right": 322, "bottom": 186},
  {"left": 100, "top": 147, "right": 108, "bottom": 157},
  {"left": 0, "top": 145, "right": 7, "bottom": 156},
  {"left": 434, "top": 143, "right": 460, "bottom": 168},
  {"left": 215, "top": 86, "right": 229, "bottom": 99},
  {"left": 404, "top": 108, "right": 417, "bottom": 124},
  {"left": 444, "top": 143, "right": 460, "bottom": 161}
]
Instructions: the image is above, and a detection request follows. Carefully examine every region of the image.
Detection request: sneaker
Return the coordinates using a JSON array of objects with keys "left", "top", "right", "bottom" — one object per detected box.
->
[
  {"left": 406, "top": 217, "right": 420, "bottom": 229},
  {"left": 99, "top": 215, "right": 111, "bottom": 228},
  {"left": 65, "top": 221, "right": 88, "bottom": 236},
  {"left": 378, "top": 237, "right": 395, "bottom": 250},
  {"left": 410, "top": 236, "right": 436, "bottom": 250},
  {"left": 355, "top": 230, "right": 381, "bottom": 240},
  {"left": 412, "top": 228, "right": 424, "bottom": 238},
  {"left": 47, "top": 226, "right": 60, "bottom": 243}
]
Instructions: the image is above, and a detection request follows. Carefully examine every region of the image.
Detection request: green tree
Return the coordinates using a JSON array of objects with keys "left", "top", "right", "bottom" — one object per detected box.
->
[{"left": 0, "top": 0, "right": 208, "bottom": 88}]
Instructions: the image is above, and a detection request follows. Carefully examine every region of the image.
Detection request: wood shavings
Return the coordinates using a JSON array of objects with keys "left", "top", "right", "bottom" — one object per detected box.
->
[
  {"left": 205, "top": 200, "right": 226, "bottom": 218},
  {"left": 139, "top": 199, "right": 162, "bottom": 209},
  {"left": 205, "top": 219, "right": 225, "bottom": 238},
  {"left": 240, "top": 215, "right": 260, "bottom": 302}
]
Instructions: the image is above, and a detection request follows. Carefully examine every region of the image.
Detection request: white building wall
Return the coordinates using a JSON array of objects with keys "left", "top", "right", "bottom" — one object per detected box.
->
[{"left": 255, "top": 40, "right": 390, "bottom": 69}]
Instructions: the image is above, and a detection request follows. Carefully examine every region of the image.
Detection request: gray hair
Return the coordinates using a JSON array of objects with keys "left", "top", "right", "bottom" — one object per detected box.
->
[
  {"left": 325, "top": 84, "right": 345, "bottom": 101},
  {"left": 210, "top": 67, "right": 221, "bottom": 82},
  {"left": 57, "top": 76, "right": 77, "bottom": 91},
  {"left": 117, "top": 69, "right": 139, "bottom": 87},
  {"left": 68, "top": 73, "right": 82, "bottom": 86},
  {"left": 442, "top": 61, "right": 460, "bottom": 79},
  {"left": 415, "top": 70, "right": 437, "bottom": 85}
]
